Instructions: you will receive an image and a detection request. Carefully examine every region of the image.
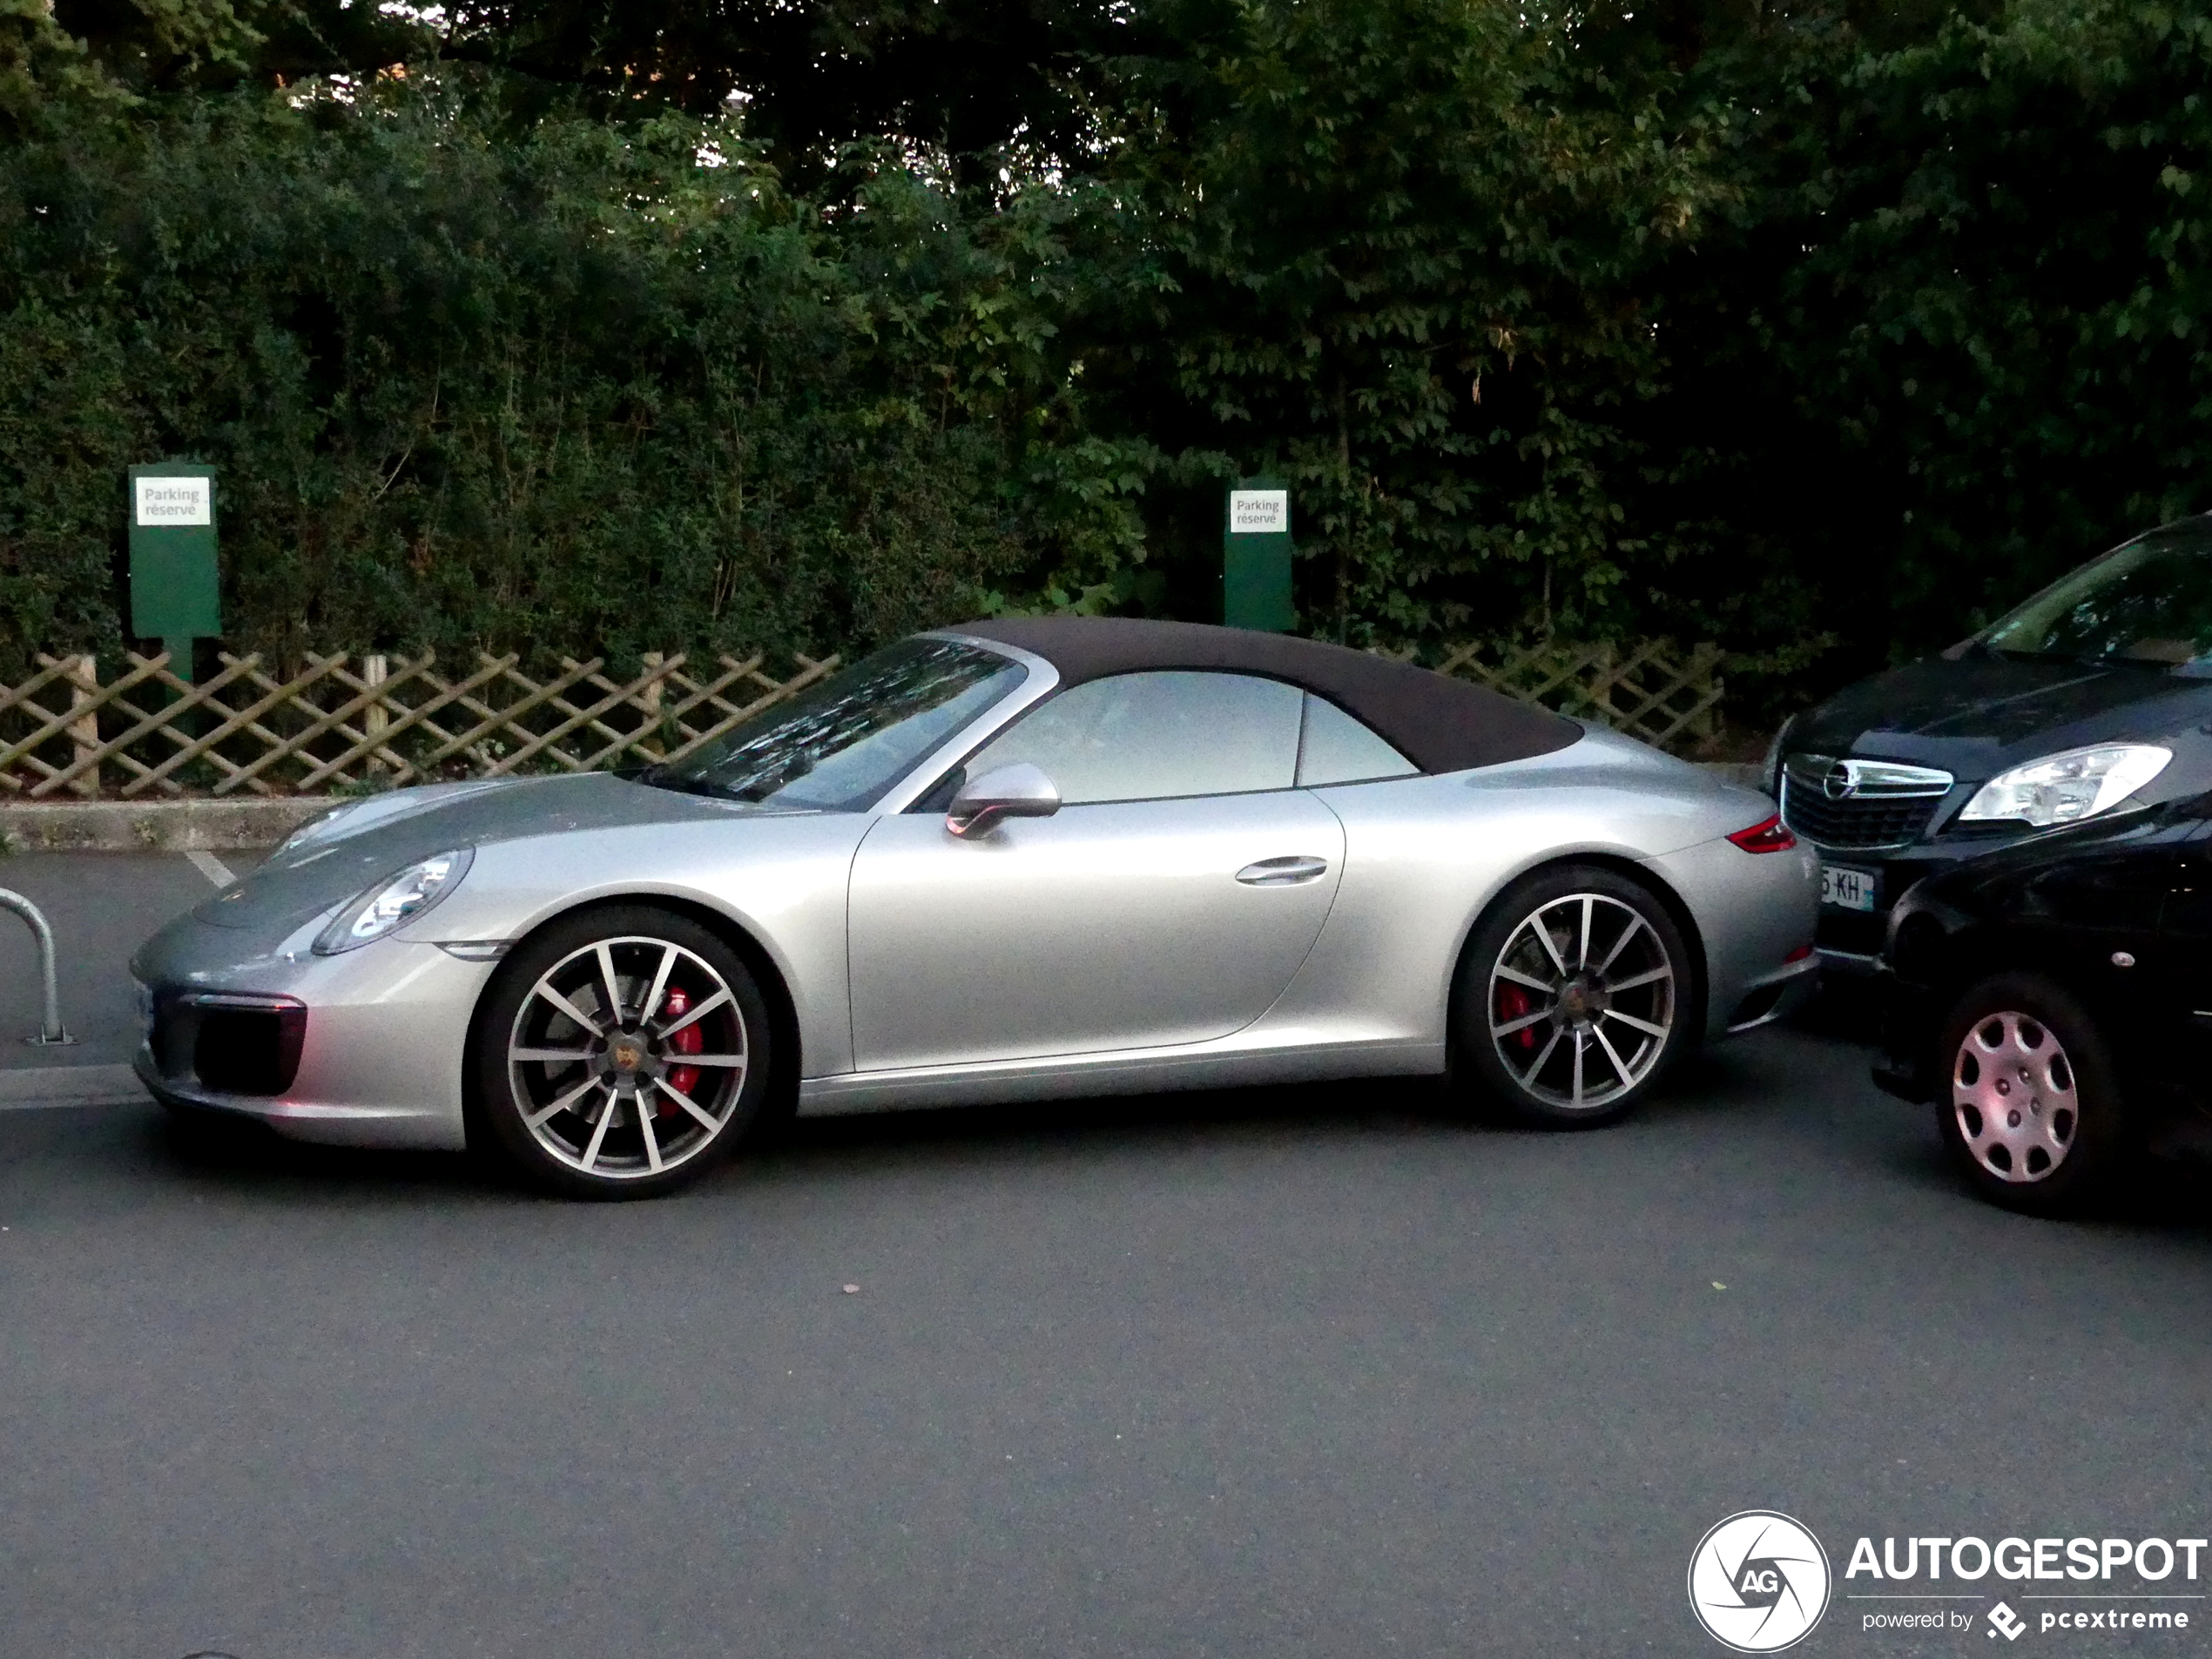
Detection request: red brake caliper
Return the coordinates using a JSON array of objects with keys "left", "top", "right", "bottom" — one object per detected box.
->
[
  {"left": 660, "top": 985, "right": 702, "bottom": 1113},
  {"left": 1496, "top": 982, "right": 1537, "bottom": 1049}
]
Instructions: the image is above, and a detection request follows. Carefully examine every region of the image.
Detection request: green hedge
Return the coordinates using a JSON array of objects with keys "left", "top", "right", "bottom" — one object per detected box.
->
[
  {"left": 0, "top": 90, "right": 1140, "bottom": 677},
  {"left": 3, "top": 0, "right": 2209, "bottom": 723}
]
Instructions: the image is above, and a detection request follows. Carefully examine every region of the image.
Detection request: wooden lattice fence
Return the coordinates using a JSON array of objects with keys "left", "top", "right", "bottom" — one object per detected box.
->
[
  {"left": 0, "top": 649, "right": 839, "bottom": 799},
  {"left": 1429, "top": 638, "right": 1723, "bottom": 752},
  {"left": 0, "top": 634, "right": 1722, "bottom": 798}
]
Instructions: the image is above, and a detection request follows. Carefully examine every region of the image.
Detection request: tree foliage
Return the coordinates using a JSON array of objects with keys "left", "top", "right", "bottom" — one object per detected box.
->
[
  {"left": 1080, "top": 0, "right": 1723, "bottom": 643},
  {"left": 3, "top": 0, "right": 2210, "bottom": 714},
  {"left": 0, "top": 84, "right": 1119, "bottom": 671}
]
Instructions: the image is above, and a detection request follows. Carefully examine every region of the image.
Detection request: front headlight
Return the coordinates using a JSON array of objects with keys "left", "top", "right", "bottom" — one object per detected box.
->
[
  {"left": 1957, "top": 744, "right": 2173, "bottom": 830},
  {"left": 312, "top": 848, "right": 475, "bottom": 954}
]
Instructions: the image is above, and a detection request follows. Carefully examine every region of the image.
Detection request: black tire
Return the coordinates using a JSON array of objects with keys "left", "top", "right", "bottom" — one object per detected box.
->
[
  {"left": 1933, "top": 973, "right": 2124, "bottom": 1217},
  {"left": 1453, "top": 862, "right": 1695, "bottom": 1127},
  {"left": 471, "top": 905, "right": 772, "bottom": 1200}
]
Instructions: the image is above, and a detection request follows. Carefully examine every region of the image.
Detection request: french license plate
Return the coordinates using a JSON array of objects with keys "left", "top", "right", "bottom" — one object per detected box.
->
[{"left": 1820, "top": 865, "right": 1878, "bottom": 912}]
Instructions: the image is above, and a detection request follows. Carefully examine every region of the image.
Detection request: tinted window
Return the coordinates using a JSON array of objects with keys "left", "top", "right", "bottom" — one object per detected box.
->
[
  {"left": 1984, "top": 521, "right": 2212, "bottom": 665},
  {"left": 965, "top": 671, "right": 1303, "bottom": 804},
  {"left": 1297, "top": 695, "right": 1418, "bottom": 786},
  {"left": 642, "top": 637, "right": 1024, "bottom": 810}
]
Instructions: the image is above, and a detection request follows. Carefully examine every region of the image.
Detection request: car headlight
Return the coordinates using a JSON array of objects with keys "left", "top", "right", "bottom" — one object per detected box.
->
[
  {"left": 1957, "top": 744, "right": 2173, "bottom": 830},
  {"left": 312, "top": 848, "right": 474, "bottom": 954}
]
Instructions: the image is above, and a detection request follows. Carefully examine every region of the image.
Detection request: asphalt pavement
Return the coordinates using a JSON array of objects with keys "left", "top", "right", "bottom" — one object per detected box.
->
[{"left": 2, "top": 853, "right": 2209, "bottom": 1658}]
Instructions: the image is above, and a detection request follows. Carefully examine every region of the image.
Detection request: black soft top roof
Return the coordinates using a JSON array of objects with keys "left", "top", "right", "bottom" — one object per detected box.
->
[{"left": 950, "top": 617, "right": 1580, "bottom": 775}]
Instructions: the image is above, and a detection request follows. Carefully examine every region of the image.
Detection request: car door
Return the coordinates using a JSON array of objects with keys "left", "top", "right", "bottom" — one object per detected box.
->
[{"left": 846, "top": 671, "right": 1346, "bottom": 1070}]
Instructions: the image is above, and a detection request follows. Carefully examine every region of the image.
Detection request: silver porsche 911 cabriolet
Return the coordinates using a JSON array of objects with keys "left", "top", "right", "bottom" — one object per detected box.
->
[{"left": 132, "top": 617, "right": 1818, "bottom": 1197}]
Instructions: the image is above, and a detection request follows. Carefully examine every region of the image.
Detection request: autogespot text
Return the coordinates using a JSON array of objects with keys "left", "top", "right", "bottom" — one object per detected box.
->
[{"left": 1846, "top": 1534, "right": 2209, "bottom": 1583}]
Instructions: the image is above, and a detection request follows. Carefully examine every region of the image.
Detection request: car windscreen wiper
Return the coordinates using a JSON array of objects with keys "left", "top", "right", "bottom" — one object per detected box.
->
[{"left": 633, "top": 766, "right": 743, "bottom": 801}]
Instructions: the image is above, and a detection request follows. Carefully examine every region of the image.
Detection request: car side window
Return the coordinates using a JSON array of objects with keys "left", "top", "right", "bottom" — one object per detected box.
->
[
  {"left": 1296, "top": 694, "right": 1418, "bottom": 786},
  {"left": 963, "top": 671, "right": 1305, "bottom": 804}
]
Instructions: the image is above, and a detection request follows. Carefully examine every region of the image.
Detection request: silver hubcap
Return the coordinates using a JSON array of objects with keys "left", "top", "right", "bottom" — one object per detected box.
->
[
  {"left": 1952, "top": 1011, "right": 2077, "bottom": 1184},
  {"left": 506, "top": 935, "right": 748, "bottom": 1180},
  {"left": 1487, "top": 893, "right": 1676, "bottom": 1110}
]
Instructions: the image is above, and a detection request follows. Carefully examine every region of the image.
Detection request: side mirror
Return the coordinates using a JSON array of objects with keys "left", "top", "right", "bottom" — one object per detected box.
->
[{"left": 947, "top": 762, "right": 1062, "bottom": 839}]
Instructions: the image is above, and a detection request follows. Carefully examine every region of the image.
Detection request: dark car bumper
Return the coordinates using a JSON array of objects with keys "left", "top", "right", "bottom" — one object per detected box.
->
[
  {"left": 1868, "top": 976, "right": 1940, "bottom": 1103},
  {"left": 1807, "top": 835, "right": 2027, "bottom": 970}
]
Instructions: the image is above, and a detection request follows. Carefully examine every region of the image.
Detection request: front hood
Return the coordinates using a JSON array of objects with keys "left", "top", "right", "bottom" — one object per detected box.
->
[
  {"left": 194, "top": 772, "right": 798, "bottom": 934},
  {"left": 1787, "top": 654, "right": 2212, "bottom": 779}
]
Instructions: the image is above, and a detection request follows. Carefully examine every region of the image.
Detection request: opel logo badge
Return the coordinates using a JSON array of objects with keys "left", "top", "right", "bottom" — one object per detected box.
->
[{"left": 1822, "top": 762, "right": 1855, "bottom": 801}]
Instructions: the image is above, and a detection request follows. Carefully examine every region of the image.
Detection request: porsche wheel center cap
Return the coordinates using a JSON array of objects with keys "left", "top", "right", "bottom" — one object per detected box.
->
[
  {"left": 610, "top": 1037, "right": 646, "bottom": 1073},
  {"left": 1559, "top": 977, "right": 1609, "bottom": 1023}
]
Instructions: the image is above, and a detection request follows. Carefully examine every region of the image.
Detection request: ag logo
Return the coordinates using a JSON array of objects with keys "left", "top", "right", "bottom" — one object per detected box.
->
[{"left": 1688, "top": 1510, "right": 1832, "bottom": 1652}]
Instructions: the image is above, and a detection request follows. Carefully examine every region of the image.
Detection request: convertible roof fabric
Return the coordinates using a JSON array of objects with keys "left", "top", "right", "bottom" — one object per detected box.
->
[{"left": 950, "top": 617, "right": 1581, "bottom": 775}]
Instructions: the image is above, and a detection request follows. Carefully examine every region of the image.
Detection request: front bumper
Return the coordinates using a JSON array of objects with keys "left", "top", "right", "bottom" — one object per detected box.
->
[
  {"left": 132, "top": 917, "right": 497, "bottom": 1150},
  {"left": 1807, "top": 835, "right": 2029, "bottom": 971},
  {"left": 1867, "top": 966, "right": 1940, "bottom": 1103}
]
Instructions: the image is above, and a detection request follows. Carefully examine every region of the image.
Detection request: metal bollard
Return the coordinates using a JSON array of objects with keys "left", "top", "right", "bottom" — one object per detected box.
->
[{"left": 0, "top": 888, "right": 76, "bottom": 1046}]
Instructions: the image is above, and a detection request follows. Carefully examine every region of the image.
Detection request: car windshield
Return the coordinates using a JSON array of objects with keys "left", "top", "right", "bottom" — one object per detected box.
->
[
  {"left": 1982, "top": 520, "right": 2212, "bottom": 667},
  {"left": 639, "top": 637, "right": 1026, "bottom": 809}
]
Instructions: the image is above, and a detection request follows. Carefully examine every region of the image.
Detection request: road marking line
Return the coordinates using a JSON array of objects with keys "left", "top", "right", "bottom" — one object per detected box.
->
[
  {"left": 0, "top": 1064, "right": 144, "bottom": 1109},
  {"left": 185, "top": 849, "right": 235, "bottom": 887}
]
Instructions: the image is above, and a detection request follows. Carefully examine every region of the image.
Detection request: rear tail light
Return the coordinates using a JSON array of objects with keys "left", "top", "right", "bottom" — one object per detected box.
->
[{"left": 1727, "top": 813, "right": 1797, "bottom": 854}]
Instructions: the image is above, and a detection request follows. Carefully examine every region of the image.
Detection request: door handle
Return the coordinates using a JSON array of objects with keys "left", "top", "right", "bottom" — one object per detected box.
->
[{"left": 1236, "top": 855, "right": 1330, "bottom": 887}]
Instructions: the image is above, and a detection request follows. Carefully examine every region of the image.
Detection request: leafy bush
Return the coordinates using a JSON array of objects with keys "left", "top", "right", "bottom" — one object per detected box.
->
[
  {"left": 3, "top": 0, "right": 2209, "bottom": 718},
  {"left": 0, "top": 83, "right": 1122, "bottom": 675}
]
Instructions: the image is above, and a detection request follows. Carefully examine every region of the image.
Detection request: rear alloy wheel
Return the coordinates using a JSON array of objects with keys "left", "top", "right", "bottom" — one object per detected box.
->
[
  {"left": 475, "top": 907, "right": 771, "bottom": 1199},
  {"left": 1936, "top": 973, "right": 2122, "bottom": 1217},
  {"left": 1456, "top": 865, "right": 1692, "bottom": 1126}
]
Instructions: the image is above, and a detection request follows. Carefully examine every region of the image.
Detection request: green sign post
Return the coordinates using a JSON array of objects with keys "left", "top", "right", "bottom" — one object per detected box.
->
[
  {"left": 1223, "top": 479, "right": 1294, "bottom": 632},
  {"left": 128, "top": 463, "right": 219, "bottom": 681}
]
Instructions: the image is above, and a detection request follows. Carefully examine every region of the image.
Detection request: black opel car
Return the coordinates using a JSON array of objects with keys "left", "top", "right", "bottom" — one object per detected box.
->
[
  {"left": 1774, "top": 513, "right": 2212, "bottom": 968},
  {"left": 1873, "top": 796, "right": 2212, "bottom": 1213}
]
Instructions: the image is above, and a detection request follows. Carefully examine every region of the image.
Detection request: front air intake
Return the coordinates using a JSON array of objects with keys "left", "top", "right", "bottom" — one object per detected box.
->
[{"left": 177, "top": 995, "right": 308, "bottom": 1096}]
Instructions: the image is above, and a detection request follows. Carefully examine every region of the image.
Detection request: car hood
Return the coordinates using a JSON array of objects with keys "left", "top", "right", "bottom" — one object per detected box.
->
[
  {"left": 1786, "top": 653, "right": 2212, "bottom": 779},
  {"left": 193, "top": 772, "right": 801, "bottom": 934}
]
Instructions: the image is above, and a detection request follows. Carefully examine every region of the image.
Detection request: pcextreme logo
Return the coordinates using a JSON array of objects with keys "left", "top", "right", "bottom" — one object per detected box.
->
[{"left": 1689, "top": 1510, "right": 1834, "bottom": 1653}]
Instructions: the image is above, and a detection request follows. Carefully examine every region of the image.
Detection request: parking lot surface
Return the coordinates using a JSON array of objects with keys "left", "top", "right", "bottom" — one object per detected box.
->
[
  {"left": 0, "top": 850, "right": 232, "bottom": 1072},
  {"left": 2, "top": 853, "right": 2209, "bottom": 1657}
]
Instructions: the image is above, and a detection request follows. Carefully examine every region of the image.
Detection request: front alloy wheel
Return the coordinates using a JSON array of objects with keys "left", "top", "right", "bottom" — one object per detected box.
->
[
  {"left": 1458, "top": 865, "right": 1691, "bottom": 1126},
  {"left": 475, "top": 907, "right": 771, "bottom": 1197}
]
